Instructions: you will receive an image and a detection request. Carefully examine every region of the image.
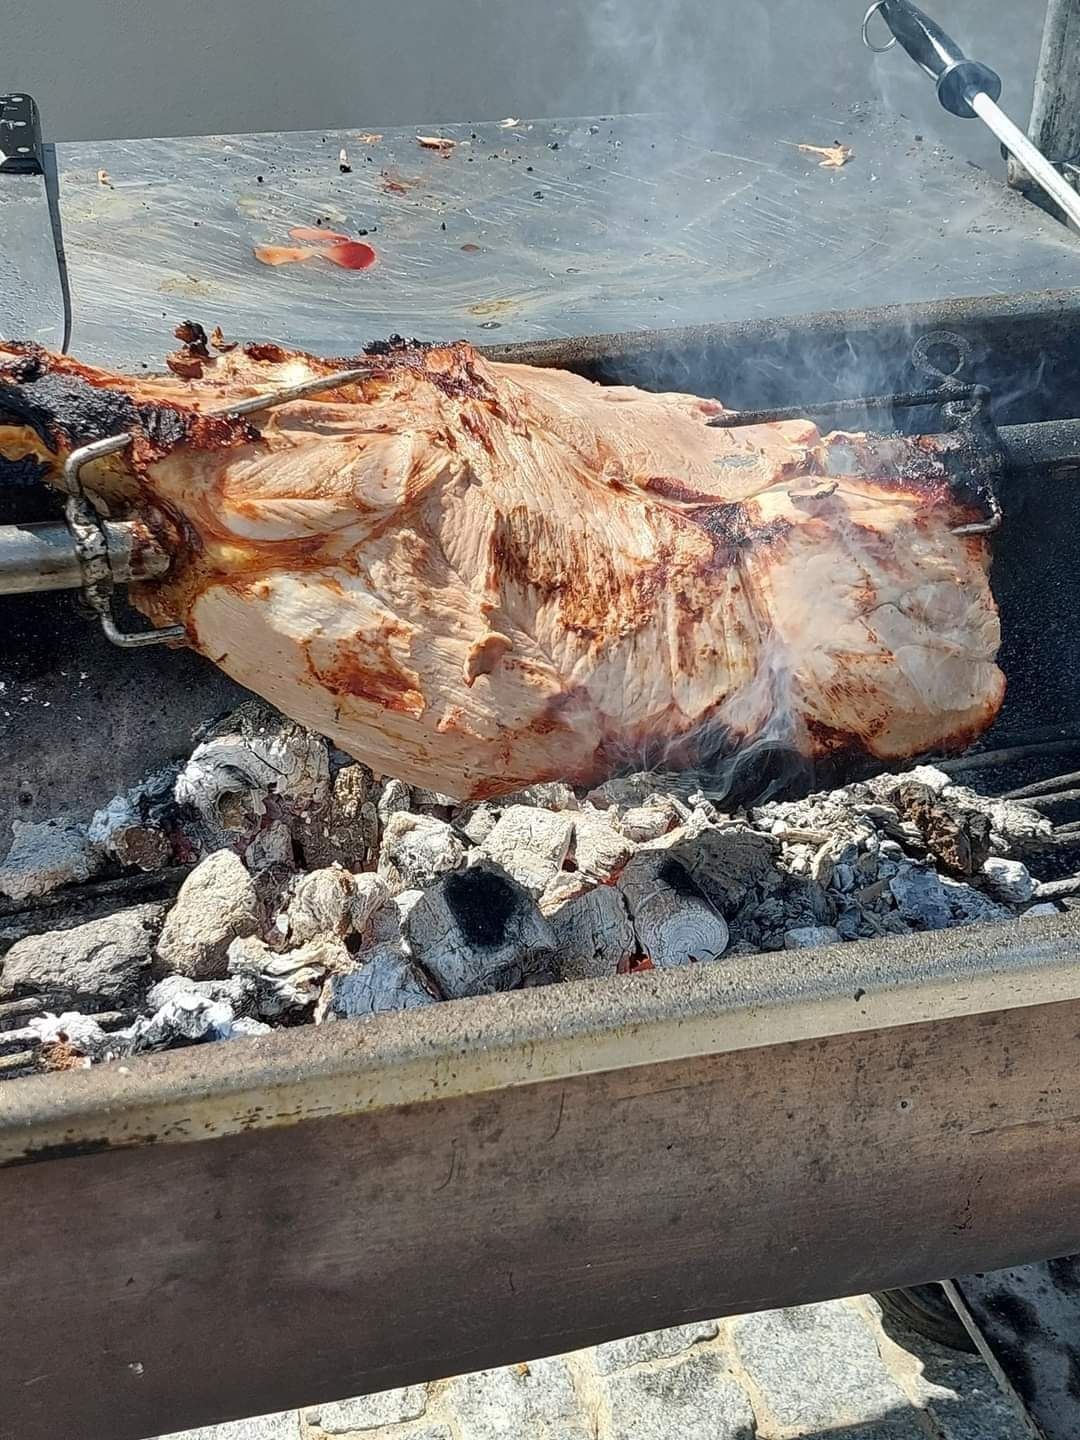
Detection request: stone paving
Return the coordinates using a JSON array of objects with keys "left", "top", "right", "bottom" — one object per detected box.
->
[{"left": 158, "top": 1295, "right": 1031, "bottom": 1440}]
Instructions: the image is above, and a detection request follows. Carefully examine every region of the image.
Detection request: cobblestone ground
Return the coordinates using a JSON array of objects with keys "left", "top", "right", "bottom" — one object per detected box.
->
[{"left": 157, "top": 1296, "right": 1031, "bottom": 1440}]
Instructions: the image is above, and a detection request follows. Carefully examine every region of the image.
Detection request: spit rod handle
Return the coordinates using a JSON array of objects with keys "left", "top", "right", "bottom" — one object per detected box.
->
[{"left": 868, "top": 0, "right": 1002, "bottom": 117}]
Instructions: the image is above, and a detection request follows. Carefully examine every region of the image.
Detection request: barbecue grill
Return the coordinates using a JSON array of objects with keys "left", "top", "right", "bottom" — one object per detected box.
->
[{"left": 6, "top": 19, "right": 1080, "bottom": 1438}]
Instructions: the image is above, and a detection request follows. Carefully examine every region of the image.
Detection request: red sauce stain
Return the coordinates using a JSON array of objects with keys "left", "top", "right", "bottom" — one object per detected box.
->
[
  {"left": 460, "top": 242, "right": 482, "bottom": 253},
  {"left": 323, "top": 239, "right": 377, "bottom": 271},
  {"left": 254, "top": 244, "right": 317, "bottom": 267},
  {"left": 255, "top": 225, "right": 377, "bottom": 271}
]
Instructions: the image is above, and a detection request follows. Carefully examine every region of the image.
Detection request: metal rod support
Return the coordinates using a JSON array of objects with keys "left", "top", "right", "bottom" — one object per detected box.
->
[
  {"left": 1010, "top": 0, "right": 1080, "bottom": 195},
  {"left": 0, "top": 519, "right": 170, "bottom": 596},
  {"left": 970, "top": 90, "right": 1080, "bottom": 230}
]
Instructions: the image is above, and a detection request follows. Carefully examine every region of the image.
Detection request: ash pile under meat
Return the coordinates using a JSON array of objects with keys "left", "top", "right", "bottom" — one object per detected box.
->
[{"left": 0, "top": 701, "right": 1069, "bottom": 1081}]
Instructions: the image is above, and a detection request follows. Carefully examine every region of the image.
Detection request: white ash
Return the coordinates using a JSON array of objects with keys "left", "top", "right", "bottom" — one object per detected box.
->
[
  {"left": 228, "top": 933, "right": 348, "bottom": 1017},
  {"left": 982, "top": 857, "right": 1035, "bottom": 904},
  {"left": 0, "top": 818, "right": 100, "bottom": 903},
  {"left": 146, "top": 973, "right": 256, "bottom": 1013},
  {"left": 155, "top": 850, "right": 260, "bottom": 981},
  {"left": 457, "top": 802, "right": 500, "bottom": 846},
  {"left": 29, "top": 989, "right": 271, "bottom": 1065},
  {"left": 479, "top": 805, "right": 574, "bottom": 897},
  {"left": 539, "top": 870, "right": 594, "bottom": 915},
  {"left": 88, "top": 764, "right": 178, "bottom": 872},
  {"left": 350, "top": 873, "right": 393, "bottom": 935},
  {"left": 615, "top": 799, "right": 681, "bottom": 844}
]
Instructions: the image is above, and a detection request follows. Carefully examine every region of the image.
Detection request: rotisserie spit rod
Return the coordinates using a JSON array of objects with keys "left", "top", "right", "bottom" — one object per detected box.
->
[
  {"left": 0, "top": 517, "right": 171, "bottom": 595},
  {"left": 864, "top": 0, "right": 1080, "bottom": 232},
  {"left": 2, "top": 414, "right": 1080, "bottom": 601}
]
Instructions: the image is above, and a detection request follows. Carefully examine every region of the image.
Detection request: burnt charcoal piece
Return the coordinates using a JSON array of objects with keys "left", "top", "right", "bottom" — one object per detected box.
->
[
  {"left": 405, "top": 861, "right": 555, "bottom": 998},
  {"left": 893, "top": 779, "right": 991, "bottom": 876}
]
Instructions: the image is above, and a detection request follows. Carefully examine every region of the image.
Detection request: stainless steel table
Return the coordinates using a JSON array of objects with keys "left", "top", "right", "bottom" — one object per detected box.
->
[{"left": 50, "top": 103, "right": 1080, "bottom": 367}]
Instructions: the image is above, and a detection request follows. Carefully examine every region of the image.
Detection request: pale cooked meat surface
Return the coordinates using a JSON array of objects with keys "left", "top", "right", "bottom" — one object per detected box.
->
[{"left": 0, "top": 339, "right": 1003, "bottom": 801}]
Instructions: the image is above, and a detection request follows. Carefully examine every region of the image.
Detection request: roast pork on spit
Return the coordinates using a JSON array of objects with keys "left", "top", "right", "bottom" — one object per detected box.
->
[{"left": 0, "top": 338, "right": 1003, "bottom": 801}]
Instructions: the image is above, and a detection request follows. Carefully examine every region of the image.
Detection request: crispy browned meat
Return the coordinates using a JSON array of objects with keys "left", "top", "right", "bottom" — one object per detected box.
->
[{"left": 0, "top": 339, "right": 1003, "bottom": 801}]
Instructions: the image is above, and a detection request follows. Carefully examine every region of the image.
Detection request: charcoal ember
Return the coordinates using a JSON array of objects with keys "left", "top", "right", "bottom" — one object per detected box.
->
[
  {"left": 323, "top": 943, "right": 442, "bottom": 1019},
  {"left": 939, "top": 876, "right": 1011, "bottom": 924},
  {"left": 175, "top": 700, "right": 330, "bottom": 851},
  {"left": 378, "top": 812, "right": 467, "bottom": 892},
  {"left": 228, "top": 933, "right": 347, "bottom": 1016},
  {"left": 479, "top": 806, "right": 574, "bottom": 897},
  {"left": 936, "top": 781, "right": 1051, "bottom": 857},
  {"left": 410, "top": 786, "right": 458, "bottom": 816},
  {"left": 155, "top": 850, "right": 260, "bottom": 980},
  {"left": 981, "top": 857, "right": 1035, "bottom": 904},
  {"left": 455, "top": 802, "right": 500, "bottom": 845},
  {"left": 892, "top": 779, "right": 990, "bottom": 877},
  {"left": 539, "top": 870, "right": 594, "bottom": 915},
  {"left": 297, "top": 763, "right": 379, "bottom": 871},
  {"left": 615, "top": 799, "right": 680, "bottom": 843},
  {"left": 500, "top": 781, "right": 581, "bottom": 812},
  {"left": 888, "top": 863, "right": 953, "bottom": 930},
  {"left": 729, "top": 869, "right": 836, "bottom": 951},
  {"left": 0, "top": 818, "right": 101, "bottom": 902},
  {"left": 835, "top": 907, "right": 865, "bottom": 940},
  {"left": 366, "top": 885, "right": 420, "bottom": 942},
  {"left": 549, "top": 885, "right": 636, "bottom": 980},
  {"left": 275, "top": 865, "right": 358, "bottom": 945},
  {"left": 784, "top": 925, "right": 842, "bottom": 949},
  {"left": 0, "top": 903, "right": 163, "bottom": 1008},
  {"left": 656, "top": 822, "right": 779, "bottom": 917},
  {"left": 243, "top": 820, "right": 296, "bottom": 875},
  {"left": 404, "top": 861, "right": 556, "bottom": 998},
  {"left": 376, "top": 777, "right": 412, "bottom": 828},
  {"left": 585, "top": 773, "right": 687, "bottom": 812},
  {"left": 0, "top": 1023, "right": 41, "bottom": 1059},
  {"left": 1022, "top": 902, "right": 1061, "bottom": 919},
  {"left": 617, "top": 852, "right": 729, "bottom": 968},
  {"left": 89, "top": 763, "right": 182, "bottom": 871}
]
